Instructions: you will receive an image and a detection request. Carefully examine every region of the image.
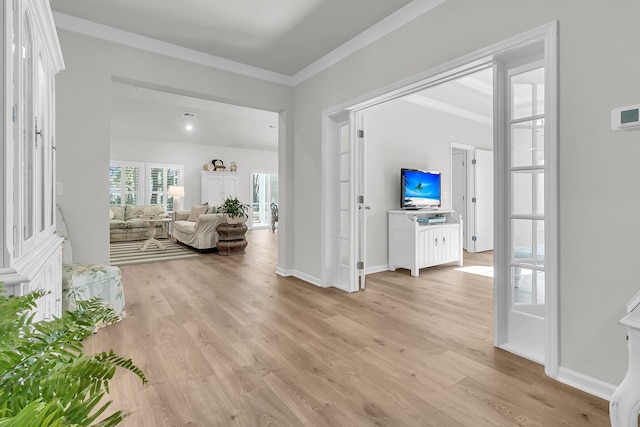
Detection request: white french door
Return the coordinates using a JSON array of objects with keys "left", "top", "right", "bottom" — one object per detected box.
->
[
  {"left": 496, "top": 49, "right": 551, "bottom": 364},
  {"left": 332, "top": 111, "right": 366, "bottom": 293},
  {"left": 334, "top": 115, "right": 356, "bottom": 291}
]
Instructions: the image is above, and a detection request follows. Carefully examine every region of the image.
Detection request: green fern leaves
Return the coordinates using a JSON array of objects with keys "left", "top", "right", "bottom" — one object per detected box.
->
[{"left": 0, "top": 285, "right": 146, "bottom": 426}]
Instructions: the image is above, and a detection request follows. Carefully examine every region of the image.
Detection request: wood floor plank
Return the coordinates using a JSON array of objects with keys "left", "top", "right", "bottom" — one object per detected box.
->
[{"left": 84, "top": 230, "right": 610, "bottom": 426}]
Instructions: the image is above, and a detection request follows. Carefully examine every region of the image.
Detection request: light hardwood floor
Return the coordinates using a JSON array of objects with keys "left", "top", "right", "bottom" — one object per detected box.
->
[{"left": 87, "top": 230, "right": 610, "bottom": 426}]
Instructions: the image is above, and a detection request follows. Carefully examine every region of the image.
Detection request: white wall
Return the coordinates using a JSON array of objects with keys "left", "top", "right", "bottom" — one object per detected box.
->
[
  {"left": 290, "top": 0, "right": 640, "bottom": 389},
  {"left": 364, "top": 99, "right": 492, "bottom": 270},
  {"left": 55, "top": 30, "right": 292, "bottom": 266},
  {"left": 110, "top": 138, "right": 277, "bottom": 210}
]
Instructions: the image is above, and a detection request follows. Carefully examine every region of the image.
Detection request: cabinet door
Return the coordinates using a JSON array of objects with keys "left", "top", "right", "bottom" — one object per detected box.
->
[
  {"left": 222, "top": 175, "right": 238, "bottom": 200},
  {"left": 440, "top": 227, "right": 453, "bottom": 264},
  {"left": 201, "top": 174, "right": 223, "bottom": 205},
  {"left": 426, "top": 228, "right": 439, "bottom": 267},
  {"left": 436, "top": 226, "right": 458, "bottom": 264},
  {"left": 432, "top": 228, "right": 443, "bottom": 266},
  {"left": 201, "top": 173, "right": 238, "bottom": 205},
  {"left": 29, "top": 246, "right": 62, "bottom": 322},
  {"left": 417, "top": 228, "right": 428, "bottom": 268},
  {"left": 17, "top": 10, "right": 37, "bottom": 256},
  {"left": 36, "top": 49, "right": 55, "bottom": 239}
]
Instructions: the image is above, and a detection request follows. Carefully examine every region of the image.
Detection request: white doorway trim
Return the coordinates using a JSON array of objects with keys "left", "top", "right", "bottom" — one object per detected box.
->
[{"left": 321, "top": 21, "right": 559, "bottom": 377}]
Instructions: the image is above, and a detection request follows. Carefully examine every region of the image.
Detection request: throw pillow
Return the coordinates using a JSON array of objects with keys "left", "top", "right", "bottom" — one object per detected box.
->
[
  {"left": 187, "top": 204, "right": 208, "bottom": 222},
  {"left": 109, "top": 208, "right": 114, "bottom": 220}
]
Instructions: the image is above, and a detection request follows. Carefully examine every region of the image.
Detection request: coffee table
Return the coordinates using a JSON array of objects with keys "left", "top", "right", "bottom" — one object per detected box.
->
[{"left": 136, "top": 218, "right": 171, "bottom": 252}]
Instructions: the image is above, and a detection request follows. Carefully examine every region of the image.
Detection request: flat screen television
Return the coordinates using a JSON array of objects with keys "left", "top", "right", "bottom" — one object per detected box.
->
[{"left": 401, "top": 168, "right": 441, "bottom": 209}]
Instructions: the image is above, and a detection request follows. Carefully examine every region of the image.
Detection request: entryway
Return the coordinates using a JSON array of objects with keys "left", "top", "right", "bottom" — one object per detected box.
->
[{"left": 322, "top": 22, "right": 558, "bottom": 376}]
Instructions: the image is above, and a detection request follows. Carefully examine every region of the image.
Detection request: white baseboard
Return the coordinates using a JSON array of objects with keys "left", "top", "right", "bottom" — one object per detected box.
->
[
  {"left": 556, "top": 366, "right": 617, "bottom": 402},
  {"left": 366, "top": 264, "right": 389, "bottom": 275},
  {"left": 276, "top": 268, "right": 326, "bottom": 288}
]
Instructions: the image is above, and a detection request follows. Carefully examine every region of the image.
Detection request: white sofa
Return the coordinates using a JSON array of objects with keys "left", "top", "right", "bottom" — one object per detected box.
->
[{"left": 172, "top": 208, "right": 226, "bottom": 251}]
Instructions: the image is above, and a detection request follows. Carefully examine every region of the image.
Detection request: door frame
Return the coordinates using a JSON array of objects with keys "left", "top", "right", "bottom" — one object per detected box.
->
[{"left": 321, "top": 21, "right": 558, "bottom": 377}]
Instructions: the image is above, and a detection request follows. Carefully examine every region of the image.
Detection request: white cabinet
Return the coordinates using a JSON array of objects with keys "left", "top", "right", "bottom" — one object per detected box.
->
[
  {"left": 388, "top": 210, "right": 463, "bottom": 277},
  {"left": 1, "top": 0, "right": 64, "bottom": 320},
  {"left": 200, "top": 171, "right": 238, "bottom": 205}
]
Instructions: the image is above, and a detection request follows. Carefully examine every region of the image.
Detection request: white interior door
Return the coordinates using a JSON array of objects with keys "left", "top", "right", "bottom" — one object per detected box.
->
[{"left": 471, "top": 149, "right": 494, "bottom": 252}]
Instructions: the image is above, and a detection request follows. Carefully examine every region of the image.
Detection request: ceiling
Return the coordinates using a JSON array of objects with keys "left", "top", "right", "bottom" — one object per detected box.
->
[
  {"left": 50, "top": 0, "right": 414, "bottom": 76},
  {"left": 54, "top": 0, "right": 492, "bottom": 151},
  {"left": 109, "top": 68, "right": 493, "bottom": 153},
  {"left": 406, "top": 68, "right": 494, "bottom": 124},
  {"left": 110, "top": 82, "right": 279, "bottom": 151}
]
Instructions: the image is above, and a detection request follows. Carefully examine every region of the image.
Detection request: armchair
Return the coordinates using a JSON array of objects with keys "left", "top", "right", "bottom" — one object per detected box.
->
[{"left": 172, "top": 208, "right": 226, "bottom": 251}]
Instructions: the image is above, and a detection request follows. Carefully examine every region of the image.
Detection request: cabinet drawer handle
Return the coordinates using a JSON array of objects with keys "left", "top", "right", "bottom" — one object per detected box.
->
[
  {"left": 435, "top": 238, "right": 438, "bottom": 246},
  {"left": 443, "top": 237, "right": 446, "bottom": 245}
]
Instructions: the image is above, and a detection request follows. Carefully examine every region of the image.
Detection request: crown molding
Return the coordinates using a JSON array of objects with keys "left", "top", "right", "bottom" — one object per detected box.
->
[
  {"left": 52, "top": 0, "right": 447, "bottom": 87},
  {"left": 290, "top": 0, "right": 447, "bottom": 85},
  {"left": 52, "top": 12, "right": 292, "bottom": 86}
]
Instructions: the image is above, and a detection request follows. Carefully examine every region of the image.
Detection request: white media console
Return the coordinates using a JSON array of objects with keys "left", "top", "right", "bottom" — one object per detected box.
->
[{"left": 388, "top": 210, "right": 463, "bottom": 277}]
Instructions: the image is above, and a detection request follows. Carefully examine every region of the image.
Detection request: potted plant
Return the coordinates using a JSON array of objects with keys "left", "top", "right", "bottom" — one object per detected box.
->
[
  {"left": 0, "top": 285, "right": 146, "bottom": 425},
  {"left": 221, "top": 196, "right": 249, "bottom": 224}
]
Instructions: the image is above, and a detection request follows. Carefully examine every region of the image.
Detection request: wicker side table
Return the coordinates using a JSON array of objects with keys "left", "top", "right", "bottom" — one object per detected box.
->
[{"left": 215, "top": 223, "right": 248, "bottom": 255}]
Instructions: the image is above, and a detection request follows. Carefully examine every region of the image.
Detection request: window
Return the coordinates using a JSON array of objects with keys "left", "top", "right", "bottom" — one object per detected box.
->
[
  {"left": 146, "top": 163, "right": 183, "bottom": 212},
  {"left": 109, "top": 161, "right": 183, "bottom": 212},
  {"left": 109, "top": 161, "right": 143, "bottom": 207}
]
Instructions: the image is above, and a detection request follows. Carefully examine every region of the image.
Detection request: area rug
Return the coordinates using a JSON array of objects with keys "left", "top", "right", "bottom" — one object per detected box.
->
[{"left": 110, "top": 239, "right": 200, "bottom": 266}]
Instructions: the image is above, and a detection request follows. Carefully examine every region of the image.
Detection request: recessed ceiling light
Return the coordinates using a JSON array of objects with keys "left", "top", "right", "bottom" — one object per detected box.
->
[{"left": 185, "top": 124, "right": 193, "bottom": 131}]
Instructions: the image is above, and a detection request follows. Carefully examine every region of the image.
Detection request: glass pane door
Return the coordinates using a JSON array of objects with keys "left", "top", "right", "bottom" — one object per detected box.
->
[
  {"left": 509, "top": 66, "right": 545, "bottom": 317},
  {"left": 339, "top": 122, "right": 351, "bottom": 268}
]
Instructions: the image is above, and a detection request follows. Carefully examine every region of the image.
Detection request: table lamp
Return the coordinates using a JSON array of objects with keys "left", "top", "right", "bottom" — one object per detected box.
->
[{"left": 168, "top": 185, "right": 185, "bottom": 212}]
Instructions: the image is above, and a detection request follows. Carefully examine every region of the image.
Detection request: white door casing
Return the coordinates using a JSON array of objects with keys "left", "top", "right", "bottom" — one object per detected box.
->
[
  {"left": 356, "top": 113, "right": 367, "bottom": 290},
  {"left": 451, "top": 148, "right": 467, "bottom": 249}
]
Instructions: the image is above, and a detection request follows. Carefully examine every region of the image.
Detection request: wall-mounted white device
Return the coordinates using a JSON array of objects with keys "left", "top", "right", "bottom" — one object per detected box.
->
[{"left": 612, "top": 104, "right": 640, "bottom": 131}]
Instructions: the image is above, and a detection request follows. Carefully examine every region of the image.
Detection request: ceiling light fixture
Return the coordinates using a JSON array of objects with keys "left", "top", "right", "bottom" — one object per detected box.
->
[{"left": 185, "top": 124, "right": 193, "bottom": 131}]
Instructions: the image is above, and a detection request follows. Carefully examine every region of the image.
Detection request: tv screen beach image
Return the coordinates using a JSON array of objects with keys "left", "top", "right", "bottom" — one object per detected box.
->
[{"left": 403, "top": 170, "right": 440, "bottom": 206}]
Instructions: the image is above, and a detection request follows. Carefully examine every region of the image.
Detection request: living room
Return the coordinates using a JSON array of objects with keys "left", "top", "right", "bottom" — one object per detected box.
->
[
  {"left": 3, "top": 0, "right": 640, "bottom": 425},
  {"left": 109, "top": 79, "right": 279, "bottom": 226}
]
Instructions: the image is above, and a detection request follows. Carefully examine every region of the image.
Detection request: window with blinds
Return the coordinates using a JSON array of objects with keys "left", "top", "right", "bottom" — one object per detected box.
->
[
  {"left": 109, "top": 161, "right": 183, "bottom": 211},
  {"left": 109, "top": 161, "right": 143, "bottom": 206},
  {"left": 146, "top": 164, "right": 183, "bottom": 212}
]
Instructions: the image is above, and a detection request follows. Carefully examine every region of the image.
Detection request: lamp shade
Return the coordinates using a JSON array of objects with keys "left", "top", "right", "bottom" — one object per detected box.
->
[{"left": 168, "top": 186, "right": 185, "bottom": 197}]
